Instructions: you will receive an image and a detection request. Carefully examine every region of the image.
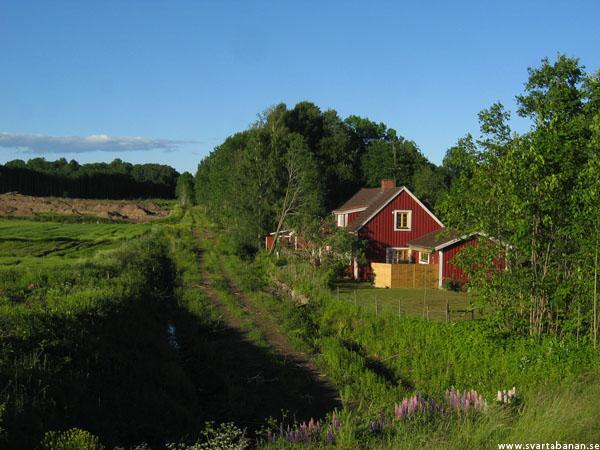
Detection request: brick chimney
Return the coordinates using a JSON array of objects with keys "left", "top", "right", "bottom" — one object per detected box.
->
[{"left": 380, "top": 179, "right": 396, "bottom": 191}]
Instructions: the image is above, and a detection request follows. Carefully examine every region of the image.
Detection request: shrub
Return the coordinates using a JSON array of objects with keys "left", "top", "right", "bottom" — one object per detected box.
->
[
  {"left": 166, "top": 422, "right": 249, "bottom": 450},
  {"left": 0, "top": 403, "right": 5, "bottom": 441},
  {"left": 41, "top": 428, "right": 104, "bottom": 450},
  {"left": 444, "top": 279, "right": 464, "bottom": 292}
]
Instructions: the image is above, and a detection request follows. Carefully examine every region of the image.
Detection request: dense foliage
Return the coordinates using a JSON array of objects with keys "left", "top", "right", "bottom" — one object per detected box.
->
[
  {"left": 175, "top": 171, "right": 195, "bottom": 207},
  {"left": 439, "top": 55, "right": 600, "bottom": 341},
  {"left": 0, "top": 157, "right": 179, "bottom": 199},
  {"left": 194, "top": 102, "right": 448, "bottom": 252}
]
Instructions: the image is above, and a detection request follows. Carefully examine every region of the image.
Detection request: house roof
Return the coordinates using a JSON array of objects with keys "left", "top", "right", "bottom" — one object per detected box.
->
[
  {"left": 407, "top": 228, "right": 462, "bottom": 251},
  {"left": 333, "top": 185, "right": 444, "bottom": 232},
  {"left": 332, "top": 187, "right": 381, "bottom": 212},
  {"left": 346, "top": 187, "right": 405, "bottom": 230},
  {"left": 409, "top": 229, "right": 512, "bottom": 252}
]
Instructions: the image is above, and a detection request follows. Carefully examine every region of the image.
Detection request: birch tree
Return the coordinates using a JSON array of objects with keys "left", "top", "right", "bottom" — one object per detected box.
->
[{"left": 269, "top": 133, "right": 321, "bottom": 254}]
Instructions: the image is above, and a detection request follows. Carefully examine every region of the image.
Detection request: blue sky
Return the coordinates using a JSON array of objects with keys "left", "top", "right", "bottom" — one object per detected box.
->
[{"left": 1, "top": 1, "right": 599, "bottom": 173}]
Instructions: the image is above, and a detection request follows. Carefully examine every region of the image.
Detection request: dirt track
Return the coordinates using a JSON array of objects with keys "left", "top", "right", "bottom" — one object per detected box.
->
[
  {"left": 0, "top": 193, "right": 170, "bottom": 222},
  {"left": 193, "top": 228, "right": 341, "bottom": 423}
]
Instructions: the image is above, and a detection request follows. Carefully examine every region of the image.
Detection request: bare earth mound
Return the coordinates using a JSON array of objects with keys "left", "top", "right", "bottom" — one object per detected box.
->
[{"left": 0, "top": 193, "right": 170, "bottom": 222}]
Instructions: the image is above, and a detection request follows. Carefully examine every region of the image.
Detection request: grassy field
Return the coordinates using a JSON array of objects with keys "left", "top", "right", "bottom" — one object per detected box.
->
[
  {"left": 334, "top": 281, "right": 476, "bottom": 321},
  {"left": 0, "top": 218, "right": 153, "bottom": 269},
  {"left": 1, "top": 210, "right": 599, "bottom": 449}
]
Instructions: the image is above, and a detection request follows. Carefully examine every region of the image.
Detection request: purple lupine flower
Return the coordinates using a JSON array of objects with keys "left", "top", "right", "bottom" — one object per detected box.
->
[
  {"left": 369, "top": 412, "right": 386, "bottom": 434},
  {"left": 331, "top": 411, "right": 341, "bottom": 429},
  {"left": 307, "top": 417, "right": 321, "bottom": 435},
  {"left": 445, "top": 387, "right": 487, "bottom": 413},
  {"left": 278, "top": 417, "right": 323, "bottom": 444},
  {"left": 394, "top": 393, "right": 438, "bottom": 419},
  {"left": 326, "top": 426, "right": 336, "bottom": 444}
]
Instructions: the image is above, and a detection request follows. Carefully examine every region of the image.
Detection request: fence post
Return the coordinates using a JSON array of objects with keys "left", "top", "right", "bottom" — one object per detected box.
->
[
  {"left": 422, "top": 270, "right": 427, "bottom": 319},
  {"left": 446, "top": 298, "right": 450, "bottom": 323},
  {"left": 426, "top": 304, "right": 430, "bottom": 320}
]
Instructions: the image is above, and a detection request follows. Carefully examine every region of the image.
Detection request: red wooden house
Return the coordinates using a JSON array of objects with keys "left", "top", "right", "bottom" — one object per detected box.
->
[{"left": 333, "top": 179, "right": 489, "bottom": 288}]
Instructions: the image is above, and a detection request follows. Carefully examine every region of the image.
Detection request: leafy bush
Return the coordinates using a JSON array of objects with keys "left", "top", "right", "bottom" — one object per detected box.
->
[
  {"left": 444, "top": 279, "right": 464, "bottom": 292},
  {"left": 0, "top": 403, "right": 5, "bottom": 441},
  {"left": 167, "top": 422, "right": 249, "bottom": 450},
  {"left": 41, "top": 428, "right": 104, "bottom": 450}
]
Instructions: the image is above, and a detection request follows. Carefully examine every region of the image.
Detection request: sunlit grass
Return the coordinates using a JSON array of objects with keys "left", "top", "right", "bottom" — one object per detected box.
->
[{"left": 334, "top": 281, "right": 475, "bottom": 321}]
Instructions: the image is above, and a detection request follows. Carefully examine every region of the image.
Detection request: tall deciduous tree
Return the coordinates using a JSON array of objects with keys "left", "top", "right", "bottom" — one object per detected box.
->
[
  {"left": 175, "top": 172, "right": 195, "bottom": 208},
  {"left": 269, "top": 134, "right": 321, "bottom": 253},
  {"left": 440, "top": 55, "right": 600, "bottom": 338}
]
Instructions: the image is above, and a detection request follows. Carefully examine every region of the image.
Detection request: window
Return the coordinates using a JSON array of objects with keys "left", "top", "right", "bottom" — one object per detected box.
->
[
  {"left": 386, "top": 247, "right": 411, "bottom": 264},
  {"left": 393, "top": 210, "right": 411, "bottom": 231},
  {"left": 336, "top": 213, "right": 348, "bottom": 227},
  {"left": 419, "top": 251, "right": 430, "bottom": 264}
]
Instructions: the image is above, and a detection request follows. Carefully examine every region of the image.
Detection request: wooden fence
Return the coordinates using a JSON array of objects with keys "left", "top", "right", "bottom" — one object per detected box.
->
[{"left": 372, "top": 263, "right": 439, "bottom": 289}]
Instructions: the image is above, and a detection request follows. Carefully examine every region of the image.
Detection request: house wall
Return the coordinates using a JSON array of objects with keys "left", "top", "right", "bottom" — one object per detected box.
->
[
  {"left": 265, "top": 234, "right": 302, "bottom": 251},
  {"left": 265, "top": 235, "right": 275, "bottom": 251},
  {"left": 358, "top": 190, "right": 443, "bottom": 263},
  {"left": 347, "top": 210, "right": 362, "bottom": 223},
  {"left": 441, "top": 236, "right": 507, "bottom": 287},
  {"left": 441, "top": 236, "right": 478, "bottom": 286}
]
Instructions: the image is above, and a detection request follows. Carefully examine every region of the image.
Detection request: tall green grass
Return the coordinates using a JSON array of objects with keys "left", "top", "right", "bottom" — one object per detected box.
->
[
  {"left": 0, "top": 231, "right": 200, "bottom": 448},
  {"left": 214, "top": 229, "right": 600, "bottom": 449}
]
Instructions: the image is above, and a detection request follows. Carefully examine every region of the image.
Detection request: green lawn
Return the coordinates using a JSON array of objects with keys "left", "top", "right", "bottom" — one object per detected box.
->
[{"left": 333, "top": 281, "right": 477, "bottom": 321}]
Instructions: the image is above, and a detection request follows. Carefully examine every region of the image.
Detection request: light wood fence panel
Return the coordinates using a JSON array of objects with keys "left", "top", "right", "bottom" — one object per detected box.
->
[{"left": 372, "top": 263, "right": 438, "bottom": 289}]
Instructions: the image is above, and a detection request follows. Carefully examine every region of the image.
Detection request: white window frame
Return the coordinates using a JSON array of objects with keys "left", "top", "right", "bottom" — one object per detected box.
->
[
  {"left": 419, "top": 251, "right": 430, "bottom": 264},
  {"left": 387, "top": 247, "right": 411, "bottom": 264},
  {"left": 336, "top": 213, "right": 348, "bottom": 227},
  {"left": 393, "top": 210, "right": 412, "bottom": 231}
]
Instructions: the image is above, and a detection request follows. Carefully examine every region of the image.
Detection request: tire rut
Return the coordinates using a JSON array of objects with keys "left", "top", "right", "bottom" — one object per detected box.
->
[{"left": 192, "top": 228, "right": 341, "bottom": 421}]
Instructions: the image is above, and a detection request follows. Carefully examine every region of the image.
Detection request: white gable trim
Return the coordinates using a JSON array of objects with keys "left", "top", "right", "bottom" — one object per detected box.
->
[
  {"left": 403, "top": 186, "right": 444, "bottom": 227},
  {"left": 434, "top": 237, "right": 466, "bottom": 251},
  {"left": 332, "top": 206, "right": 367, "bottom": 215},
  {"left": 269, "top": 229, "right": 293, "bottom": 236},
  {"left": 434, "top": 232, "right": 483, "bottom": 251},
  {"left": 354, "top": 186, "right": 444, "bottom": 231}
]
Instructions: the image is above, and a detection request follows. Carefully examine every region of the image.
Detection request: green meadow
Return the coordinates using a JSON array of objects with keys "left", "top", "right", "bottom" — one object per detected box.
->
[
  {"left": 0, "top": 218, "right": 152, "bottom": 269},
  {"left": 0, "top": 210, "right": 599, "bottom": 449}
]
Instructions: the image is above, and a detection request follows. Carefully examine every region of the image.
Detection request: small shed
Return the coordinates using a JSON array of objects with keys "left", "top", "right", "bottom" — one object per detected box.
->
[{"left": 408, "top": 229, "right": 483, "bottom": 289}]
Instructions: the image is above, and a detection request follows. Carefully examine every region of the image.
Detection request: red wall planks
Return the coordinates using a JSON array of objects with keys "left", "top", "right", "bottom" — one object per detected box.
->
[
  {"left": 441, "top": 237, "right": 478, "bottom": 285},
  {"left": 358, "top": 190, "right": 443, "bottom": 262}
]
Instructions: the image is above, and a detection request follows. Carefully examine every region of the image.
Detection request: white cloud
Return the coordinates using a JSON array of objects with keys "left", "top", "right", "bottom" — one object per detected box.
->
[{"left": 0, "top": 132, "right": 198, "bottom": 154}]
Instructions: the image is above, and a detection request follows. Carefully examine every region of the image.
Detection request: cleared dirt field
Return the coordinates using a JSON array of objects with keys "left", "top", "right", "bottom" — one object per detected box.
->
[{"left": 0, "top": 192, "right": 171, "bottom": 222}]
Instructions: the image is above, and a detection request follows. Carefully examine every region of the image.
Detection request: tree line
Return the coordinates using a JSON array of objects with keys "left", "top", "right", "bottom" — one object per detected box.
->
[
  {"left": 0, "top": 158, "right": 179, "bottom": 199},
  {"left": 194, "top": 102, "right": 455, "bottom": 253}
]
